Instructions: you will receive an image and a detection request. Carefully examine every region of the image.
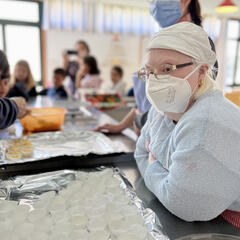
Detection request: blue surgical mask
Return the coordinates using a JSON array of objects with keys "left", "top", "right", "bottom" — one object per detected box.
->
[{"left": 150, "top": 0, "right": 182, "bottom": 28}]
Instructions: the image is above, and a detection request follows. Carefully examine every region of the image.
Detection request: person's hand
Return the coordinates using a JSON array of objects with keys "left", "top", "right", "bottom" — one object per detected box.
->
[
  {"left": 148, "top": 152, "right": 156, "bottom": 165},
  {"left": 146, "top": 140, "right": 157, "bottom": 165},
  {"left": 78, "top": 64, "right": 88, "bottom": 77},
  {"left": 146, "top": 140, "right": 150, "bottom": 152},
  {"left": 133, "top": 121, "right": 140, "bottom": 137},
  {"left": 94, "top": 123, "right": 124, "bottom": 134},
  {"left": 62, "top": 50, "right": 69, "bottom": 63},
  {"left": 78, "top": 58, "right": 84, "bottom": 65},
  {"left": 11, "top": 97, "right": 30, "bottom": 119},
  {"left": 76, "top": 65, "right": 88, "bottom": 88}
]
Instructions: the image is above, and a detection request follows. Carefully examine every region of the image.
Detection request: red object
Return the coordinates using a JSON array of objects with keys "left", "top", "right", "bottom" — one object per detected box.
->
[
  {"left": 221, "top": 210, "right": 240, "bottom": 229},
  {"left": 218, "top": 0, "right": 237, "bottom": 8}
]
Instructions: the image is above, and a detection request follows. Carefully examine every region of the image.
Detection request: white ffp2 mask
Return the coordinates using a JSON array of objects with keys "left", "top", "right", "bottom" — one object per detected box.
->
[{"left": 146, "top": 65, "right": 200, "bottom": 113}]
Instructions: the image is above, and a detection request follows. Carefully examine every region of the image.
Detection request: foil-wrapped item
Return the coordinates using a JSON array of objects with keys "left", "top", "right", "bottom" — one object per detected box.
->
[
  {"left": 0, "top": 131, "right": 126, "bottom": 165},
  {"left": 0, "top": 168, "right": 169, "bottom": 240},
  {"left": 0, "top": 170, "right": 76, "bottom": 200}
]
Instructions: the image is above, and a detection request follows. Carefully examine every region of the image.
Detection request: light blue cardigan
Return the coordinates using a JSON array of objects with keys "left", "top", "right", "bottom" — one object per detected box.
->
[{"left": 135, "top": 90, "right": 240, "bottom": 221}]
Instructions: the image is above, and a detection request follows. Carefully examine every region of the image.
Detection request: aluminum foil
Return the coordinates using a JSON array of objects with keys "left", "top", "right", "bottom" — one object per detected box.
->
[
  {"left": 115, "top": 168, "right": 169, "bottom": 240},
  {"left": 0, "top": 131, "right": 126, "bottom": 165},
  {"left": 0, "top": 168, "right": 169, "bottom": 240}
]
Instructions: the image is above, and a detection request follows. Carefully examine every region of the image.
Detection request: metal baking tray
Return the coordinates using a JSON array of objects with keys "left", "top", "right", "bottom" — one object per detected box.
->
[
  {"left": 0, "top": 152, "right": 135, "bottom": 179},
  {"left": 0, "top": 130, "right": 134, "bottom": 179}
]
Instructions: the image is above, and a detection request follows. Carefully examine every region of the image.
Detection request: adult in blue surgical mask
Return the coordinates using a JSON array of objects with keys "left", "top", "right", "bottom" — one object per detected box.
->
[
  {"left": 150, "top": 0, "right": 201, "bottom": 28},
  {"left": 149, "top": 0, "right": 218, "bottom": 79},
  {"left": 149, "top": 0, "right": 182, "bottom": 28}
]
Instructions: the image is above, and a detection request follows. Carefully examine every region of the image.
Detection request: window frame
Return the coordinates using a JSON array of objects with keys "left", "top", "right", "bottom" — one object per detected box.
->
[
  {"left": 226, "top": 18, "right": 240, "bottom": 88},
  {"left": 0, "top": 0, "right": 43, "bottom": 85}
]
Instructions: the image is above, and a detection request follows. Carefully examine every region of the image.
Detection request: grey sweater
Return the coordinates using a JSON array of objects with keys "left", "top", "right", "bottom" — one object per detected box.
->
[{"left": 135, "top": 90, "right": 240, "bottom": 222}]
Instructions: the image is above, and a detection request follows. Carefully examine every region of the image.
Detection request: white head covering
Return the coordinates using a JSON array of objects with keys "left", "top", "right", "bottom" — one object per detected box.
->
[{"left": 147, "top": 22, "right": 216, "bottom": 66}]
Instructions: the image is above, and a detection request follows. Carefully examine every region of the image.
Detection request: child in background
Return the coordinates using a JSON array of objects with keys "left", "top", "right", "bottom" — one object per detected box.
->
[
  {"left": 39, "top": 68, "right": 68, "bottom": 99},
  {"left": 110, "top": 66, "right": 125, "bottom": 97},
  {"left": 8, "top": 60, "right": 37, "bottom": 101},
  {"left": 76, "top": 56, "right": 102, "bottom": 89}
]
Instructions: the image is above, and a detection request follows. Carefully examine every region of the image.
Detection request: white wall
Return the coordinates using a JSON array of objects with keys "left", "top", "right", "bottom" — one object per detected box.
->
[
  {"left": 46, "top": 30, "right": 151, "bottom": 91},
  {"left": 46, "top": 20, "right": 229, "bottom": 93}
]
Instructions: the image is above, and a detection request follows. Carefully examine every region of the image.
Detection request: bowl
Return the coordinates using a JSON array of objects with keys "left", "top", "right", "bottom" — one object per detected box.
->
[{"left": 20, "top": 107, "right": 66, "bottom": 133}]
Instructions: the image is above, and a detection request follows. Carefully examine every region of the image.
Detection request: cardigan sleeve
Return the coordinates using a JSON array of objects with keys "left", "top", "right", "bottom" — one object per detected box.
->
[
  {"left": 144, "top": 147, "right": 240, "bottom": 221},
  {"left": 0, "top": 98, "right": 18, "bottom": 130}
]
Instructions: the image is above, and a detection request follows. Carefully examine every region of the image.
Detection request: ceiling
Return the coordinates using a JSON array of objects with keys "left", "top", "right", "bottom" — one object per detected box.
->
[{"left": 99, "top": 0, "right": 240, "bottom": 18}]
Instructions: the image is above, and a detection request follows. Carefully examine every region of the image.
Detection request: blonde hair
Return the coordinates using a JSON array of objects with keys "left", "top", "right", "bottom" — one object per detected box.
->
[
  {"left": 193, "top": 68, "right": 216, "bottom": 100},
  {"left": 11, "top": 60, "right": 35, "bottom": 91}
]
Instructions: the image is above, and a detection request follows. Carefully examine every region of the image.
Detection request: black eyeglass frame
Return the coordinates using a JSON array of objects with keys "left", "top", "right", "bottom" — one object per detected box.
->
[{"left": 138, "top": 61, "right": 195, "bottom": 81}]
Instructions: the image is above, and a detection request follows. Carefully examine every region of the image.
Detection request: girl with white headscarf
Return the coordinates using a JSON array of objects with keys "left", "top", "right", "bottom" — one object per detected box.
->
[{"left": 135, "top": 22, "right": 240, "bottom": 228}]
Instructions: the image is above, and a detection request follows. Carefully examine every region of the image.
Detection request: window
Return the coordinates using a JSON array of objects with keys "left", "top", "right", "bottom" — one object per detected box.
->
[
  {"left": 45, "top": 0, "right": 158, "bottom": 35},
  {"left": 0, "top": 1, "right": 39, "bottom": 23},
  {"left": 0, "top": 0, "right": 42, "bottom": 84},
  {"left": 226, "top": 20, "right": 240, "bottom": 87},
  {"left": 5, "top": 25, "right": 41, "bottom": 83}
]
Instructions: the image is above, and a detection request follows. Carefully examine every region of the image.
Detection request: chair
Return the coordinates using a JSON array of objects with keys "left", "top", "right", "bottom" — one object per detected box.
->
[{"left": 224, "top": 89, "right": 240, "bottom": 107}]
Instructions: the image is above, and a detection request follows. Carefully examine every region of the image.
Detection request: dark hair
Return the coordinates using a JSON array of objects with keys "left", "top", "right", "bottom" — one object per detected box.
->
[
  {"left": 77, "top": 40, "right": 90, "bottom": 54},
  {"left": 83, "top": 56, "right": 100, "bottom": 75},
  {"left": 0, "top": 50, "right": 10, "bottom": 79},
  {"left": 54, "top": 68, "right": 66, "bottom": 77},
  {"left": 188, "top": 0, "right": 202, "bottom": 26},
  {"left": 112, "top": 66, "right": 123, "bottom": 78}
]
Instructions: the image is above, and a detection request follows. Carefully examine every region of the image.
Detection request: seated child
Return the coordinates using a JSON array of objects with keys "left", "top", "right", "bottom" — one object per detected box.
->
[
  {"left": 7, "top": 60, "right": 37, "bottom": 101},
  {"left": 39, "top": 68, "right": 68, "bottom": 99},
  {"left": 110, "top": 66, "right": 125, "bottom": 97},
  {"left": 76, "top": 56, "right": 102, "bottom": 89}
]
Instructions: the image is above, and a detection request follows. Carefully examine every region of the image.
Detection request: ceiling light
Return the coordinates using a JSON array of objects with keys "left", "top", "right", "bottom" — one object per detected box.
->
[{"left": 215, "top": 0, "right": 238, "bottom": 13}]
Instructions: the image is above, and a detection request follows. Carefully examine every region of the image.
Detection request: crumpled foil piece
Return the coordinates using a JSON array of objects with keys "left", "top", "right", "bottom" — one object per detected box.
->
[{"left": 0, "top": 170, "right": 75, "bottom": 201}]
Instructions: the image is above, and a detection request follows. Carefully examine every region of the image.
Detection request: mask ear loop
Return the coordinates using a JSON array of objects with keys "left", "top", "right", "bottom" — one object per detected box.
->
[
  {"left": 191, "top": 63, "right": 216, "bottom": 92},
  {"left": 179, "top": 63, "right": 202, "bottom": 105},
  {"left": 183, "top": 62, "right": 201, "bottom": 80}
]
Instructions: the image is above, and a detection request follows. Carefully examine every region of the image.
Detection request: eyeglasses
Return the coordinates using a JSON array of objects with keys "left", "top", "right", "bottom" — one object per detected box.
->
[{"left": 138, "top": 61, "right": 194, "bottom": 82}]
